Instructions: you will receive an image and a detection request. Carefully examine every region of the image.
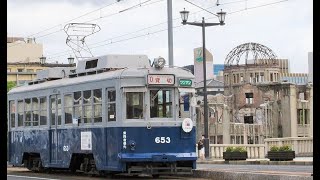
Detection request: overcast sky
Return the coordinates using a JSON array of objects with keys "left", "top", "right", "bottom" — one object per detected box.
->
[{"left": 8, "top": 0, "right": 312, "bottom": 73}]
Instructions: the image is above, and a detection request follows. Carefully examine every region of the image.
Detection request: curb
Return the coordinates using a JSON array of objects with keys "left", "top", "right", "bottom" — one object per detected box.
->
[
  {"left": 192, "top": 169, "right": 313, "bottom": 180},
  {"left": 197, "top": 160, "right": 313, "bottom": 166}
]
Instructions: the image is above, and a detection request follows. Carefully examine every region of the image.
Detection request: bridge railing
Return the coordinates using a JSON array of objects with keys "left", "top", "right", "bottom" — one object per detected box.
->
[
  {"left": 196, "top": 137, "right": 313, "bottom": 159},
  {"left": 264, "top": 137, "right": 313, "bottom": 157}
]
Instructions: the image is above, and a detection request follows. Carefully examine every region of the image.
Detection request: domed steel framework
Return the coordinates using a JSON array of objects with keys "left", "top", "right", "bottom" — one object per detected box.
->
[{"left": 224, "top": 42, "right": 277, "bottom": 65}]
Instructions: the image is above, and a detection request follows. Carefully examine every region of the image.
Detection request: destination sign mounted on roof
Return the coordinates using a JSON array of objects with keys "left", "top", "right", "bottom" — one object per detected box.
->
[{"left": 147, "top": 74, "right": 175, "bottom": 85}]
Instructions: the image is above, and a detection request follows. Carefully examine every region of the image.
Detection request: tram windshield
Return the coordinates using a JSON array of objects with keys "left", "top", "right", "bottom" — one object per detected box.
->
[
  {"left": 150, "top": 89, "right": 173, "bottom": 118},
  {"left": 126, "top": 92, "right": 144, "bottom": 119}
]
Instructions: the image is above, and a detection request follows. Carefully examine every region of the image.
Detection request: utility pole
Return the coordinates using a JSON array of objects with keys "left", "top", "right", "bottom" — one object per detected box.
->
[{"left": 167, "top": 0, "right": 173, "bottom": 67}]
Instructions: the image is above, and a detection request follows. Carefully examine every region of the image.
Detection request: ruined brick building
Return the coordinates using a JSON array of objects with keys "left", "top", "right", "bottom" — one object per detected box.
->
[{"left": 196, "top": 43, "right": 313, "bottom": 144}]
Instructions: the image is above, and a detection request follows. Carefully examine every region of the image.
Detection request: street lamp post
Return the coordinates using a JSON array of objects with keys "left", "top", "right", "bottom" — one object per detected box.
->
[{"left": 180, "top": 8, "right": 226, "bottom": 159}]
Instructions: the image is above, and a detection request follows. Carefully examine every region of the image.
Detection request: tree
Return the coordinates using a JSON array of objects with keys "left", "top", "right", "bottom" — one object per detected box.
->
[{"left": 7, "top": 81, "right": 16, "bottom": 92}]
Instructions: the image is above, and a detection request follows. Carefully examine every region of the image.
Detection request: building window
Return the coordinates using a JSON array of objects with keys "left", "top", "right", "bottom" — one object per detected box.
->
[
  {"left": 244, "top": 116, "right": 253, "bottom": 124},
  {"left": 260, "top": 73, "right": 264, "bottom": 82},
  {"left": 245, "top": 93, "right": 253, "bottom": 104},
  {"left": 270, "top": 73, "right": 273, "bottom": 82},
  {"left": 17, "top": 69, "right": 24, "bottom": 72},
  {"left": 27, "top": 69, "right": 34, "bottom": 73},
  {"left": 249, "top": 73, "right": 253, "bottom": 83},
  {"left": 256, "top": 73, "right": 259, "bottom": 83},
  {"left": 7, "top": 68, "right": 11, "bottom": 72},
  {"left": 240, "top": 74, "right": 244, "bottom": 82},
  {"left": 297, "top": 109, "right": 308, "bottom": 124}
]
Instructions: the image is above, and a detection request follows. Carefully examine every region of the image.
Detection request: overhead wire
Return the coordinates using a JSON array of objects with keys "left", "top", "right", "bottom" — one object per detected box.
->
[
  {"left": 45, "top": 0, "right": 290, "bottom": 62},
  {"left": 8, "top": 0, "right": 165, "bottom": 49},
  {"left": 13, "top": 0, "right": 290, "bottom": 62},
  {"left": 7, "top": 0, "right": 121, "bottom": 48}
]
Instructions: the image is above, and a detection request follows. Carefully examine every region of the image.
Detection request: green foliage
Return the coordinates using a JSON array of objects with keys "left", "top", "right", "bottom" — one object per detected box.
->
[
  {"left": 279, "top": 145, "right": 292, "bottom": 151},
  {"left": 225, "top": 146, "right": 247, "bottom": 152},
  {"left": 270, "top": 144, "right": 293, "bottom": 152},
  {"left": 270, "top": 145, "right": 280, "bottom": 151},
  {"left": 7, "top": 81, "right": 16, "bottom": 92},
  {"left": 225, "top": 146, "right": 234, "bottom": 152}
]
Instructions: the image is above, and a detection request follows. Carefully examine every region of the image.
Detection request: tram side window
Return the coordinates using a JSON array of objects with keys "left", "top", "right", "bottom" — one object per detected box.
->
[
  {"left": 179, "top": 92, "right": 191, "bottom": 118},
  {"left": 18, "top": 100, "right": 23, "bottom": 127},
  {"left": 126, "top": 92, "right": 144, "bottom": 119},
  {"left": 64, "top": 94, "right": 73, "bottom": 124},
  {"left": 74, "top": 91, "right": 82, "bottom": 123},
  {"left": 83, "top": 90, "right": 92, "bottom": 124},
  {"left": 93, "top": 89, "right": 102, "bottom": 123},
  {"left": 57, "top": 95, "right": 62, "bottom": 125},
  {"left": 9, "top": 101, "right": 15, "bottom": 128},
  {"left": 150, "top": 89, "right": 172, "bottom": 118},
  {"left": 32, "top": 97, "right": 39, "bottom": 126},
  {"left": 40, "top": 97, "right": 47, "bottom": 125},
  {"left": 25, "top": 98, "right": 32, "bottom": 126},
  {"left": 51, "top": 96, "right": 56, "bottom": 126},
  {"left": 107, "top": 89, "right": 116, "bottom": 121}
]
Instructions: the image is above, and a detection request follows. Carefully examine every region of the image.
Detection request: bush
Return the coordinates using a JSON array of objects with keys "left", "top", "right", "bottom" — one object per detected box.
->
[
  {"left": 225, "top": 146, "right": 247, "bottom": 152},
  {"left": 279, "top": 145, "right": 292, "bottom": 151},
  {"left": 226, "top": 146, "right": 234, "bottom": 152},
  {"left": 270, "top": 144, "right": 292, "bottom": 152},
  {"left": 270, "top": 145, "right": 280, "bottom": 152}
]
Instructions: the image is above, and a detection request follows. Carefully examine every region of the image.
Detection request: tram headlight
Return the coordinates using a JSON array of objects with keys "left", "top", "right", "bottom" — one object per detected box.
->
[{"left": 153, "top": 57, "right": 166, "bottom": 69}]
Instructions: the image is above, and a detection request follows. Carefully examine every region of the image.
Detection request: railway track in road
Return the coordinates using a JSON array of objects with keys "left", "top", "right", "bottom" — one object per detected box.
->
[{"left": 7, "top": 167, "right": 201, "bottom": 180}]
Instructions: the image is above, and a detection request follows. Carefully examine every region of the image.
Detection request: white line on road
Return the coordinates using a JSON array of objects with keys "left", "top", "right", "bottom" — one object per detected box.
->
[{"left": 7, "top": 175, "right": 60, "bottom": 180}]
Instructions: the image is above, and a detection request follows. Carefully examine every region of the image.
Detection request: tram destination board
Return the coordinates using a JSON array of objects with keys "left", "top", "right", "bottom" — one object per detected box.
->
[{"left": 147, "top": 74, "right": 175, "bottom": 85}]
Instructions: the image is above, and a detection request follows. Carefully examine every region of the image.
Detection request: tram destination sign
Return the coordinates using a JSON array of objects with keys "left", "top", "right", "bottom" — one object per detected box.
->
[
  {"left": 147, "top": 74, "right": 175, "bottom": 85},
  {"left": 179, "top": 79, "right": 192, "bottom": 87}
]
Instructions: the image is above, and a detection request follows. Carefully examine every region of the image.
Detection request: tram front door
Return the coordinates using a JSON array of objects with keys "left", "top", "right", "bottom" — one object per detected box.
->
[{"left": 49, "top": 94, "right": 61, "bottom": 164}]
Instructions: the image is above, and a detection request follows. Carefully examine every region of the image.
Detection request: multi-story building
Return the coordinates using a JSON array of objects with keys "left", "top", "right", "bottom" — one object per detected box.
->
[{"left": 7, "top": 36, "right": 75, "bottom": 86}]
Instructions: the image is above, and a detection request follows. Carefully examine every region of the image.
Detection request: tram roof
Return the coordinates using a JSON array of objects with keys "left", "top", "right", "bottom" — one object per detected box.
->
[{"left": 8, "top": 67, "right": 194, "bottom": 95}]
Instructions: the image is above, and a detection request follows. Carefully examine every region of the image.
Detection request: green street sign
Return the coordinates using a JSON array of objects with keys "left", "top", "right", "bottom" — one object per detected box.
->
[
  {"left": 179, "top": 79, "right": 192, "bottom": 86},
  {"left": 196, "top": 49, "right": 203, "bottom": 62}
]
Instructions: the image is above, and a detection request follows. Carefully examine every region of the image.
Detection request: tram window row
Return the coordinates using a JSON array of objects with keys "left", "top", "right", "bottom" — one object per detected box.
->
[
  {"left": 9, "top": 88, "right": 116, "bottom": 129},
  {"left": 9, "top": 87, "right": 192, "bottom": 129}
]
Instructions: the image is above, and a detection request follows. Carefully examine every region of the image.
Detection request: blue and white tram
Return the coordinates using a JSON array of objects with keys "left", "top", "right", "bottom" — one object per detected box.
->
[{"left": 7, "top": 55, "right": 197, "bottom": 176}]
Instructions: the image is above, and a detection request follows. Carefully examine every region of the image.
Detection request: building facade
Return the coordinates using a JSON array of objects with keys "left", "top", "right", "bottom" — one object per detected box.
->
[
  {"left": 196, "top": 43, "right": 313, "bottom": 144},
  {"left": 7, "top": 36, "right": 76, "bottom": 86}
]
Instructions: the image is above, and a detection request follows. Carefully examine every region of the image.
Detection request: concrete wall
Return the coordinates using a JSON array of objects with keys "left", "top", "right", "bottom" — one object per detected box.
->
[{"left": 7, "top": 42, "right": 43, "bottom": 63}]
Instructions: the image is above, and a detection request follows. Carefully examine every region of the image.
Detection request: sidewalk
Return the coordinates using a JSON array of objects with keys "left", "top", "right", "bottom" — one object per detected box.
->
[{"left": 196, "top": 157, "right": 313, "bottom": 165}]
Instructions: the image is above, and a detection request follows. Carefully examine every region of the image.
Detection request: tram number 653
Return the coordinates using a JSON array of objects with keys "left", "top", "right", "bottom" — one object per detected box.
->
[{"left": 155, "top": 137, "right": 171, "bottom": 144}]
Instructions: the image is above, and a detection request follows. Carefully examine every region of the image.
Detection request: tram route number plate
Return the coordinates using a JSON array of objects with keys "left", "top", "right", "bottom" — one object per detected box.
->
[{"left": 155, "top": 137, "right": 171, "bottom": 144}]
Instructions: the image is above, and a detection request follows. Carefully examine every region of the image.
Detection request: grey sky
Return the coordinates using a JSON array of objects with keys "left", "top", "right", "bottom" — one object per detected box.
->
[{"left": 8, "top": 0, "right": 312, "bottom": 73}]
